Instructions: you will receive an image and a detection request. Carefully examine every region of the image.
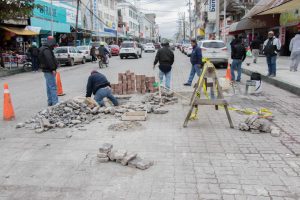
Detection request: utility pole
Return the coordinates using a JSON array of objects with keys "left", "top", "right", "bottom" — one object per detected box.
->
[
  {"left": 215, "top": 0, "right": 220, "bottom": 39},
  {"left": 223, "top": 0, "right": 226, "bottom": 41},
  {"left": 50, "top": 0, "right": 53, "bottom": 36},
  {"left": 183, "top": 12, "right": 186, "bottom": 41},
  {"left": 74, "top": 0, "right": 80, "bottom": 46},
  {"left": 188, "top": 0, "right": 192, "bottom": 39}
]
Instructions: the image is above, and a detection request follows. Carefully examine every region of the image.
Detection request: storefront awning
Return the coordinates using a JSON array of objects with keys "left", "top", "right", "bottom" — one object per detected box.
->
[
  {"left": 229, "top": 18, "right": 267, "bottom": 33},
  {"left": 259, "top": 0, "right": 300, "bottom": 15},
  {"left": 0, "top": 26, "right": 39, "bottom": 36}
]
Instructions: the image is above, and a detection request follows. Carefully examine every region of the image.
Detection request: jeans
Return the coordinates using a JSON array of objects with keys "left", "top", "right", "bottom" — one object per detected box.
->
[
  {"left": 266, "top": 55, "right": 277, "bottom": 76},
  {"left": 32, "top": 56, "right": 39, "bottom": 71},
  {"left": 187, "top": 64, "right": 202, "bottom": 85},
  {"left": 231, "top": 59, "right": 242, "bottom": 81},
  {"left": 94, "top": 87, "right": 119, "bottom": 107},
  {"left": 252, "top": 49, "right": 259, "bottom": 63},
  {"left": 290, "top": 51, "right": 300, "bottom": 71},
  {"left": 91, "top": 55, "right": 97, "bottom": 62},
  {"left": 159, "top": 70, "right": 171, "bottom": 89},
  {"left": 44, "top": 72, "right": 58, "bottom": 106}
]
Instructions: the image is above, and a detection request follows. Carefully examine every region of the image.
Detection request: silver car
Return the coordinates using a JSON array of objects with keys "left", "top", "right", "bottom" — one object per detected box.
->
[
  {"left": 77, "top": 46, "right": 92, "bottom": 61},
  {"left": 54, "top": 46, "right": 86, "bottom": 66}
]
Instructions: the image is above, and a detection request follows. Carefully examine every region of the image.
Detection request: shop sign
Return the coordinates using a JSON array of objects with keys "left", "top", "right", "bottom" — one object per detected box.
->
[
  {"left": 33, "top": 0, "right": 66, "bottom": 23},
  {"left": 280, "top": 9, "right": 300, "bottom": 26},
  {"left": 209, "top": 0, "right": 216, "bottom": 12},
  {"left": 53, "top": 1, "right": 82, "bottom": 26},
  {"left": 280, "top": 26, "right": 286, "bottom": 46},
  {"left": 93, "top": 0, "right": 98, "bottom": 31}
]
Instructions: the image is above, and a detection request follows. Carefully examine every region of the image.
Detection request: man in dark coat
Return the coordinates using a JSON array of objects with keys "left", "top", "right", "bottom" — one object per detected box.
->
[
  {"left": 38, "top": 36, "right": 59, "bottom": 106},
  {"left": 153, "top": 42, "right": 174, "bottom": 89},
  {"left": 184, "top": 39, "right": 202, "bottom": 86},
  {"left": 231, "top": 38, "right": 246, "bottom": 82},
  {"left": 86, "top": 70, "right": 118, "bottom": 107}
]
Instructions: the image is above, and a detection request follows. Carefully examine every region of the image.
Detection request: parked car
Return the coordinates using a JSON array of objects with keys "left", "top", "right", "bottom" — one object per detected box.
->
[
  {"left": 154, "top": 43, "right": 161, "bottom": 49},
  {"left": 198, "top": 40, "right": 228, "bottom": 67},
  {"left": 181, "top": 43, "right": 189, "bottom": 53},
  {"left": 53, "top": 46, "right": 86, "bottom": 66},
  {"left": 183, "top": 44, "right": 191, "bottom": 54},
  {"left": 169, "top": 43, "right": 176, "bottom": 51},
  {"left": 144, "top": 43, "right": 155, "bottom": 52},
  {"left": 109, "top": 45, "right": 120, "bottom": 56},
  {"left": 77, "top": 45, "right": 92, "bottom": 61},
  {"left": 90, "top": 41, "right": 111, "bottom": 57},
  {"left": 119, "top": 41, "right": 142, "bottom": 59}
]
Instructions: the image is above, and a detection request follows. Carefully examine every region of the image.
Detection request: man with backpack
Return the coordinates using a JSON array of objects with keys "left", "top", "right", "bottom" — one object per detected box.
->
[
  {"left": 263, "top": 31, "right": 281, "bottom": 77},
  {"left": 38, "top": 36, "right": 59, "bottom": 106},
  {"left": 28, "top": 42, "right": 40, "bottom": 72},
  {"left": 231, "top": 38, "right": 247, "bottom": 82}
]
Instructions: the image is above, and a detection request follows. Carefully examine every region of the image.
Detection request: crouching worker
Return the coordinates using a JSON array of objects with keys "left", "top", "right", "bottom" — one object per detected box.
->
[{"left": 86, "top": 70, "right": 119, "bottom": 107}]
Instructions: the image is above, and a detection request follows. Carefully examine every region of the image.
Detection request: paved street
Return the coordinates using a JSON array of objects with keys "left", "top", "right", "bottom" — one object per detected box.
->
[{"left": 1, "top": 51, "right": 300, "bottom": 200}]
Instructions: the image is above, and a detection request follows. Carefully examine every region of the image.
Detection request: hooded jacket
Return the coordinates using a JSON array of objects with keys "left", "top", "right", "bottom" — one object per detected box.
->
[
  {"left": 190, "top": 45, "right": 202, "bottom": 65},
  {"left": 86, "top": 71, "right": 111, "bottom": 97},
  {"left": 154, "top": 45, "right": 174, "bottom": 73},
  {"left": 263, "top": 36, "right": 281, "bottom": 56},
  {"left": 38, "top": 39, "right": 58, "bottom": 72},
  {"left": 289, "top": 33, "right": 300, "bottom": 53}
]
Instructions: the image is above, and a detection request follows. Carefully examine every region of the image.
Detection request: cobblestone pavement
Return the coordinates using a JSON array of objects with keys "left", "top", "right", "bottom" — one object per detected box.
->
[{"left": 0, "top": 51, "right": 299, "bottom": 200}]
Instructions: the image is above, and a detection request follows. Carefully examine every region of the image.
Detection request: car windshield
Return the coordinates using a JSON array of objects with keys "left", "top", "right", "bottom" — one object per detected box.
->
[
  {"left": 110, "top": 45, "right": 119, "bottom": 48},
  {"left": 121, "top": 43, "right": 134, "bottom": 48},
  {"left": 54, "top": 48, "right": 68, "bottom": 53},
  {"left": 203, "top": 42, "right": 225, "bottom": 48},
  {"left": 146, "top": 43, "right": 153, "bottom": 46},
  {"left": 77, "top": 46, "right": 88, "bottom": 50}
]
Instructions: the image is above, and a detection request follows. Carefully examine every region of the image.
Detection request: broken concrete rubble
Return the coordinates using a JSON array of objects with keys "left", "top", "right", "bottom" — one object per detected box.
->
[
  {"left": 97, "top": 143, "right": 153, "bottom": 170},
  {"left": 108, "top": 121, "right": 142, "bottom": 131},
  {"left": 239, "top": 116, "right": 280, "bottom": 137}
]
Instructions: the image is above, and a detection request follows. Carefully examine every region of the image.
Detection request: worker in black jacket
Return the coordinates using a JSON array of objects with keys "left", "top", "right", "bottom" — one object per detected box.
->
[
  {"left": 250, "top": 34, "right": 262, "bottom": 63},
  {"left": 231, "top": 38, "right": 246, "bottom": 82},
  {"left": 38, "top": 36, "right": 59, "bottom": 106},
  {"left": 86, "top": 70, "right": 118, "bottom": 107},
  {"left": 153, "top": 42, "right": 174, "bottom": 89}
]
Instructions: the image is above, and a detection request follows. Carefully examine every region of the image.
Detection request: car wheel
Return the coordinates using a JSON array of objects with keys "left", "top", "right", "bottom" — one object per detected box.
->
[
  {"left": 120, "top": 56, "right": 123, "bottom": 59},
  {"left": 82, "top": 57, "right": 86, "bottom": 64},
  {"left": 139, "top": 53, "right": 142, "bottom": 58},
  {"left": 135, "top": 54, "right": 139, "bottom": 59},
  {"left": 69, "top": 58, "right": 74, "bottom": 66}
]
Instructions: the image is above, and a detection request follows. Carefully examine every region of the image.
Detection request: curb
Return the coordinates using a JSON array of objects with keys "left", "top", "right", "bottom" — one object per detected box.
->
[
  {"left": 242, "top": 68, "right": 300, "bottom": 96},
  {"left": 0, "top": 68, "right": 25, "bottom": 78}
]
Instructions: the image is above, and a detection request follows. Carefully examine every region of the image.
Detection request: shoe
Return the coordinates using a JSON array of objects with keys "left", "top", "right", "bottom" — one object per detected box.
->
[
  {"left": 236, "top": 80, "right": 241, "bottom": 83},
  {"left": 183, "top": 83, "right": 191, "bottom": 86},
  {"left": 270, "top": 74, "right": 275, "bottom": 77}
]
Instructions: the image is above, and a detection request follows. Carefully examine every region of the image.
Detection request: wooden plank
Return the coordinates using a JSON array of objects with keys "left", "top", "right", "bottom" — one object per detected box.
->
[
  {"left": 121, "top": 111, "right": 147, "bottom": 121},
  {"left": 193, "top": 99, "right": 228, "bottom": 105}
]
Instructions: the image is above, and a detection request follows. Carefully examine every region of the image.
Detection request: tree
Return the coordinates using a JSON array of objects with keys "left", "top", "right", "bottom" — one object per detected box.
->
[{"left": 0, "top": 0, "right": 35, "bottom": 21}]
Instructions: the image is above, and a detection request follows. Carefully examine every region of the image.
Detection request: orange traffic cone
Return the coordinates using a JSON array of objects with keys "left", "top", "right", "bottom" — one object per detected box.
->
[
  {"left": 225, "top": 63, "right": 232, "bottom": 81},
  {"left": 56, "top": 72, "right": 65, "bottom": 96},
  {"left": 3, "top": 83, "right": 15, "bottom": 121}
]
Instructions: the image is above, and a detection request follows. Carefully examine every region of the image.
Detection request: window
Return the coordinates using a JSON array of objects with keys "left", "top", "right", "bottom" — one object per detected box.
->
[
  {"left": 202, "top": 42, "right": 225, "bottom": 48},
  {"left": 121, "top": 43, "right": 134, "bottom": 48},
  {"left": 70, "top": 48, "right": 77, "bottom": 53},
  {"left": 54, "top": 48, "right": 67, "bottom": 53},
  {"left": 110, "top": 0, "right": 114, "bottom": 9},
  {"left": 104, "top": 0, "right": 108, "bottom": 6}
]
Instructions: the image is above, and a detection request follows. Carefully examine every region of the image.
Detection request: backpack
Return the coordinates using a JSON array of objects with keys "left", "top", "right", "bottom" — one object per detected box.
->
[{"left": 251, "top": 72, "right": 261, "bottom": 81}]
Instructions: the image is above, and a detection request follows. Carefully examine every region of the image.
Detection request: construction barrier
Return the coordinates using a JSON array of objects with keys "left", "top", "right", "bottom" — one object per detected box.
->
[{"left": 3, "top": 83, "right": 15, "bottom": 121}]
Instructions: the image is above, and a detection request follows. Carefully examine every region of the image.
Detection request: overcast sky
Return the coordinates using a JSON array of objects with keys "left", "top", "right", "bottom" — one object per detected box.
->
[{"left": 138, "top": 0, "right": 191, "bottom": 39}]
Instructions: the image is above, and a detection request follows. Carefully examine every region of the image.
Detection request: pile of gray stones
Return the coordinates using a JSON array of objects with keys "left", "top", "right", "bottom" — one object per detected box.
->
[
  {"left": 239, "top": 116, "right": 281, "bottom": 137},
  {"left": 98, "top": 143, "right": 153, "bottom": 170},
  {"left": 16, "top": 92, "right": 178, "bottom": 133}
]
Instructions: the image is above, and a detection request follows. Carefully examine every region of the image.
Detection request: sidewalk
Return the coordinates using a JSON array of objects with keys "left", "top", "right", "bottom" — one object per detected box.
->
[
  {"left": 242, "top": 56, "right": 300, "bottom": 95},
  {"left": 0, "top": 67, "right": 24, "bottom": 77}
]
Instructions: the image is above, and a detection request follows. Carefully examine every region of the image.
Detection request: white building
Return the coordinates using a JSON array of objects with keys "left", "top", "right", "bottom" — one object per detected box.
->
[{"left": 117, "top": 0, "right": 140, "bottom": 38}]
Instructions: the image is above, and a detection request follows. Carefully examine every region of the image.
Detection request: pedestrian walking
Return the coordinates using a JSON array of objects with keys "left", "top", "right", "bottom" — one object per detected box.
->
[
  {"left": 153, "top": 42, "right": 174, "bottom": 89},
  {"left": 86, "top": 70, "right": 119, "bottom": 107},
  {"left": 28, "top": 42, "right": 40, "bottom": 72},
  {"left": 90, "top": 46, "right": 97, "bottom": 63},
  {"left": 184, "top": 39, "right": 202, "bottom": 86},
  {"left": 289, "top": 25, "right": 300, "bottom": 72},
  {"left": 263, "top": 31, "right": 281, "bottom": 77},
  {"left": 231, "top": 38, "right": 247, "bottom": 82},
  {"left": 250, "top": 34, "right": 261, "bottom": 63},
  {"left": 38, "top": 36, "right": 59, "bottom": 107}
]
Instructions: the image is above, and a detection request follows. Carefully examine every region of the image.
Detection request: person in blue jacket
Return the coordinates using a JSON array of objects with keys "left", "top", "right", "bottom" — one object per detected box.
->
[
  {"left": 86, "top": 70, "right": 119, "bottom": 107},
  {"left": 184, "top": 39, "right": 202, "bottom": 86}
]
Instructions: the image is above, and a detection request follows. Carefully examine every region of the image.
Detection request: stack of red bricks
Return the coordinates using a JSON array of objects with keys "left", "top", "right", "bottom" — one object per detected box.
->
[
  {"left": 111, "top": 70, "right": 157, "bottom": 95},
  {"left": 145, "top": 76, "right": 158, "bottom": 93}
]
